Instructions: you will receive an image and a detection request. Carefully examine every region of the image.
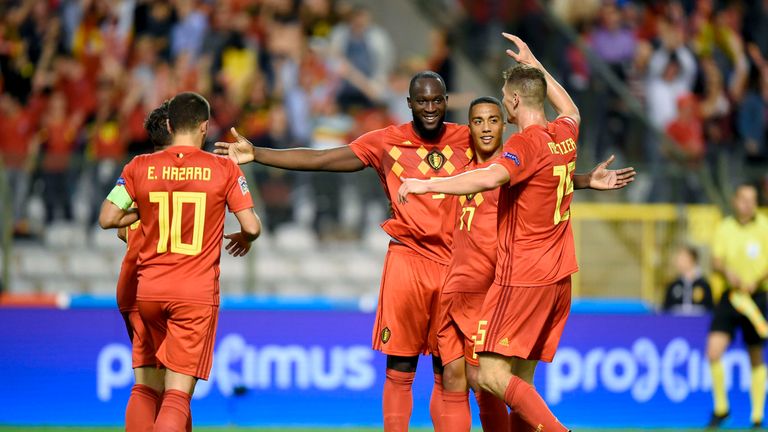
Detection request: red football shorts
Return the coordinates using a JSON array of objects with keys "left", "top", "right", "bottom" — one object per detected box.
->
[
  {"left": 138, "top": 300, "right": 219, "bottom": 380},
  {"left": 475, "top": 277, "right": 572, "bottom": 363},
  {"left": 372, "top": 242, "right": 449, "bottom": 356},
  {"left": 121, "top": 310, "right": 157, "bottom": 369},
  {"left": 437, "top": 291, "right": 485, "bottom": 367}
]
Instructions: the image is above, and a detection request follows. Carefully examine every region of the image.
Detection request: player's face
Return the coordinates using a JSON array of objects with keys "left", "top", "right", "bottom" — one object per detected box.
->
[
  {"left": 674, "top": 249, "right": 695, "bottom": 274},
  {"left": 408, "top": 79, "right": 447, "bottom": 134},
  {"left": 501, "top": 84, "right": 519, "bottom": 124},
  {"left": 733, "top": 186, "right": 758, "bottom": 221},
  {"left": 468, "top": 103, "right": 504, "bottom": 160}
]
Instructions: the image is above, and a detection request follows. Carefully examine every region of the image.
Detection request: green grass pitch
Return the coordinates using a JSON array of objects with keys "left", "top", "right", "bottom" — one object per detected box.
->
[{"left": 0, "top": 427, "right": 745, "bottom": 432}]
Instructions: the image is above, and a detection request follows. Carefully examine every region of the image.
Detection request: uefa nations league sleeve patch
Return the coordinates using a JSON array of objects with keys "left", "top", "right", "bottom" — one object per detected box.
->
[
  {"left": 503, "top": 152, "right": 520, "bottom": 166},
  {"left": 238, "top": 176, "right": 249, "bottom": 195},
  {"left": 115, "top": 177, "right": 126, "bottom": 186}
]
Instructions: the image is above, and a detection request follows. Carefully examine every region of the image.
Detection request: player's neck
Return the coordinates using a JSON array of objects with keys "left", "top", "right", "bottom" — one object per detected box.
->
[
  {"left": 475, "top": 147, "right": 503, "bottom": 164},
  {"left": 170, "top": 134, "right": 203, "bottom": 148},
  {"left": 412, "top": 121, "right": 445, "bottom": 142},
  {"left": 515, "top": 108, "right": 547, "bottom": 131}
]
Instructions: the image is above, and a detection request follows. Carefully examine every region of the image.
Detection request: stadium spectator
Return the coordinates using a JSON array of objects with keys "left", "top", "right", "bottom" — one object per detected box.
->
[
  {"left": 329, "top": 5, "right": 394, "bottom": 110},
  {"left": 662, "top": 245, "right": 713, "bottom": 314},
  {"left": 706, "top": 184, "right": 768, "bottom": 429},
  {"left": 665, "top": 93, "right": 706, "bottom": 202}
]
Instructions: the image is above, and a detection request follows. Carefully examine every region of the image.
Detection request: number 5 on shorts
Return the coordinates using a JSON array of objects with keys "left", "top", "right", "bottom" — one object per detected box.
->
[{"left": 471, "top": 320, "right": 489, "bottom": 359}]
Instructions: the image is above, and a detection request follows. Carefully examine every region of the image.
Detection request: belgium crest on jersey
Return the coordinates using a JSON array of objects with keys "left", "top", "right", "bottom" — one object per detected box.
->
[
  {"left": 427, "top": 149, "right": 445, "bottom": 171},
  {"left": 381, "top": 327, "right": 391, "bottom": 344}
]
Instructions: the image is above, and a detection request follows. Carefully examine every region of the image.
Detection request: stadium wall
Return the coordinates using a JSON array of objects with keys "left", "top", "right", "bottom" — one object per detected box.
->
[{"left": 0, "top": 303, "right": 756, "bottom": 428}]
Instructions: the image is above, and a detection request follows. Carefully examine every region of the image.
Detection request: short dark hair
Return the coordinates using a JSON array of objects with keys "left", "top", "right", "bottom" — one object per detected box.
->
[
  {"left": 168, "top": 92, "right": 210, "bottom": 133},
  {"left": 503, "top": 65, "right": 546, "bottom": 107},
  {"left": 680, "top": 245, "right": 699, "bottom": 264},
  {"left": 469, "top": 96, "right": 503, "bottom": 113},
  {"left": 409, "top": 71, "right": 447, "bottom": 97},
  {"left": 144, "top": 100, "right": 171, "bottom": 150}
]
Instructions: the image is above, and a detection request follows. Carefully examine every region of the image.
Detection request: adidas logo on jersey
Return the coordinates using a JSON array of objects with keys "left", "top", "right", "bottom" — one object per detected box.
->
[{"left": 499, "top": 338, "right": 509, "bottom": 346}]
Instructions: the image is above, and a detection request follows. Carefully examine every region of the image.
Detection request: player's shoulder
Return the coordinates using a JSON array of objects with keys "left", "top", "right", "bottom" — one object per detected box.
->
[{"left": 753, "top": 214, "right": 768, "bottom": 231}]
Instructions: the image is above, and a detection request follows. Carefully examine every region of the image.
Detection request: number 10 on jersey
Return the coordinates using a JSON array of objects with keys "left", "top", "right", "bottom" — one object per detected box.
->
[{"left": 149, "top": 191, "right": 207, "bottom": 255}]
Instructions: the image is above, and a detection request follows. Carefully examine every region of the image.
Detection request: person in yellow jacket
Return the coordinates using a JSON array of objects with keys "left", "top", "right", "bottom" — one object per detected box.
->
[{"left": 707, "top": 183, "right": 768, "bottom": 429}]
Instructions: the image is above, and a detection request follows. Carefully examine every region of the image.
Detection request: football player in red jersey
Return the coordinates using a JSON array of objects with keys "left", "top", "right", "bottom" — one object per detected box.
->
[
  {"left": 399, "top": 34, "right": 629, "bottom": 431},
  {"left": 100, "top": 92, "right": 261, "bottom": 431}
]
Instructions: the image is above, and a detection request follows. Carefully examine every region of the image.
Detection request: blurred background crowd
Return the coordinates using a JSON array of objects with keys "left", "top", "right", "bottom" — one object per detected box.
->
[
  {"left": 1, "top": 0, "right": 767, "bottom": 240},
  {"left": 0, "top": 0, "right": 767, "bottom": 304}
]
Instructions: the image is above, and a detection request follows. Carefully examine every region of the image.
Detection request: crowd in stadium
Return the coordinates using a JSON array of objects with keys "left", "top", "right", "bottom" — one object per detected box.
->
[
  {"left": 1, "top": 0, "right": 767, "bottom": 238},
  {"left": 438, "top": 0, "right": 768, "bottom": 203}
]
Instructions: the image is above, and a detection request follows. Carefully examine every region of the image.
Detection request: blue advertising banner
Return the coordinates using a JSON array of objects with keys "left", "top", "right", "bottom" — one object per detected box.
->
[{"left": 0, "top": 308, "right": 754, "bottom": 428}]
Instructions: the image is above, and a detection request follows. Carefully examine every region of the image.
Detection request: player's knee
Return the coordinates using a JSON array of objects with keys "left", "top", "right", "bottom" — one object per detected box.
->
[
  {"left": 442, "top": 361, "right": 468, "bottom": 391},
  {"left": 386, "top": 355, "right": 419, "bottom": 373}
]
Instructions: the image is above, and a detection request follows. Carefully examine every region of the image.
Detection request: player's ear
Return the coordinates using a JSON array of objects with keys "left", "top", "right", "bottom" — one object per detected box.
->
[
  {"left": 200, "top": 120, "right": 209, "bottom": 134},
  {"left": 406, "top": 96, "right": 412, "bottom": 110}
]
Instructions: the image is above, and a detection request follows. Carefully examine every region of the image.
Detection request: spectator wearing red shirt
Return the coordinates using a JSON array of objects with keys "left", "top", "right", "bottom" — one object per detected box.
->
[
  {"left": 0, "top": 94, "right": 40, "bottom": 234},
  {"left": 666, "top": 93, "right": 707, "bottom": 202},
  {"left": 39, "top": 91, "right": 83, "bottom": 223}
]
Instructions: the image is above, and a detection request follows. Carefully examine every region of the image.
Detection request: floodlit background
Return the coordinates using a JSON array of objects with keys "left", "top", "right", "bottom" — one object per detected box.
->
[{"left": 0, "top": 0, "right": 767, "bottom": 429}]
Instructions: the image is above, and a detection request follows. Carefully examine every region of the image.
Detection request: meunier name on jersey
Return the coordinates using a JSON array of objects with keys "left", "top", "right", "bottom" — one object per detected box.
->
[
  {"left": 147, "top": 166, "right": 212, "bottom": 181},
  {"left": 548, "top": 137, "right": 576, "bottom": 155}
]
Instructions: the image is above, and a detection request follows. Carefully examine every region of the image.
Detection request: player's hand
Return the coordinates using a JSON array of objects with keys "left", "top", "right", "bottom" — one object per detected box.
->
[
  {"left": 743, "top": 282, "right": 758, "bottom": 294},
  {"left": 502, "top": 33, "right": 541, "bottom": 68},
  {"left": 214, "top": 127, "right": 255, "bottom": 165},
  {"left": 588, "top": 155, "right": 636, "bottom": 190},
  {"left": 726, "top": 272, "right": 742, "bottom": 291},
  {"left": 397, "top": 178, "right": 429, "bottom": 204},
  {"left": 224, "top": 232, "right": 252, "bottom": 257}
]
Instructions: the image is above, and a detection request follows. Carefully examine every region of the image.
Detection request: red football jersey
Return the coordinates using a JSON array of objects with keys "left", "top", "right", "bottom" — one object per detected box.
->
[
  {"left": 349, "top": 122, "right": 471, "bottom": 264},
  {"left": 442, "top": 159, "right": 499, "bottom": 294},
  {"left": 115, "top": 214, "right": 141, "bottom": 312},
  {"left": 493, "top": 116, "right": 580, "bottom": 286},
  {"left": 119, "top": 146, "right": 254, "bottom": 305}
]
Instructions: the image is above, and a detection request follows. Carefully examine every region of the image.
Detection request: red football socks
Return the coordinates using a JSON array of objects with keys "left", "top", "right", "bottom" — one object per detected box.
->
[
  {"left": 154, "top": 390, "right": 192, "bottom": 432},
  {"left": 475, "top": 389, "right": 511, "bottom": 431},
  {"left": 504, "top": 375, "right": 567, "bottom": 432},
  {"left": 430, "top": 374, "right": 445, "bottom": 429},
  {"left": 440, "top": 390, "right": 471, "bottom": 432},
  {"left": 126, "top": 384, "right": 161, "bottom": 432},
  {"left": 509, "top": 410, "right": 536, "bottom": 432},
  {"left": 383, "top": 369, "right": 415, "bottom": 431}
]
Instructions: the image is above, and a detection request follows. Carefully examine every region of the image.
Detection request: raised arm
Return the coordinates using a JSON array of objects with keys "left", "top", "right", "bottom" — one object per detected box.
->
[
  {"left": 398, "top": 164, "right": 510, "bottom": 203},
  {"left": 214, "top": 127, "right": 365, "bottom": 172},
  {"left": 503, "top": 33, "right": 581, "bottom": 125}
]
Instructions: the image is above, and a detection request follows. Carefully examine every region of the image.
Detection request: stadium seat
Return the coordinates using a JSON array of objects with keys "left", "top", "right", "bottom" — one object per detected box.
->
[
  {"left": 43, "top": 223, "right": 88, "bottom": 249},
  {"left": 68, "top": 250, "right": 119, "bottom": 280},
  {"left": 17, "top": 247, "right": 66, "bottom": 278},
  {"left": 273, "top": 224, "right": 318, "bottom": 253}
]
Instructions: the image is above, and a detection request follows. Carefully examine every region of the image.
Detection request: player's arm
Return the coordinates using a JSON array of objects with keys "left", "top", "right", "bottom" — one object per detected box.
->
[
  {"left": 224, "top": 208, "right": 262, "bottom": 257},
  {"left": 573, "top": 155, "right": 636, "bottom": 191},
  {"left": 503, "top": 33, "right": 581, "bottom": 126},
  {"left": 99, "top": 179, "right": 139, "bottom": 229},
  {"left": 214, "top": 127, "right": 365, "bottom": 172},
  {"left": 117, "top": 227, "right": 127, "bottom": 243},
  {"left": 99, "top": 201, "right": 139, "bottom": 229},
  {"left": 398, "top": 164, "right": 510, "bottom": 204}
]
